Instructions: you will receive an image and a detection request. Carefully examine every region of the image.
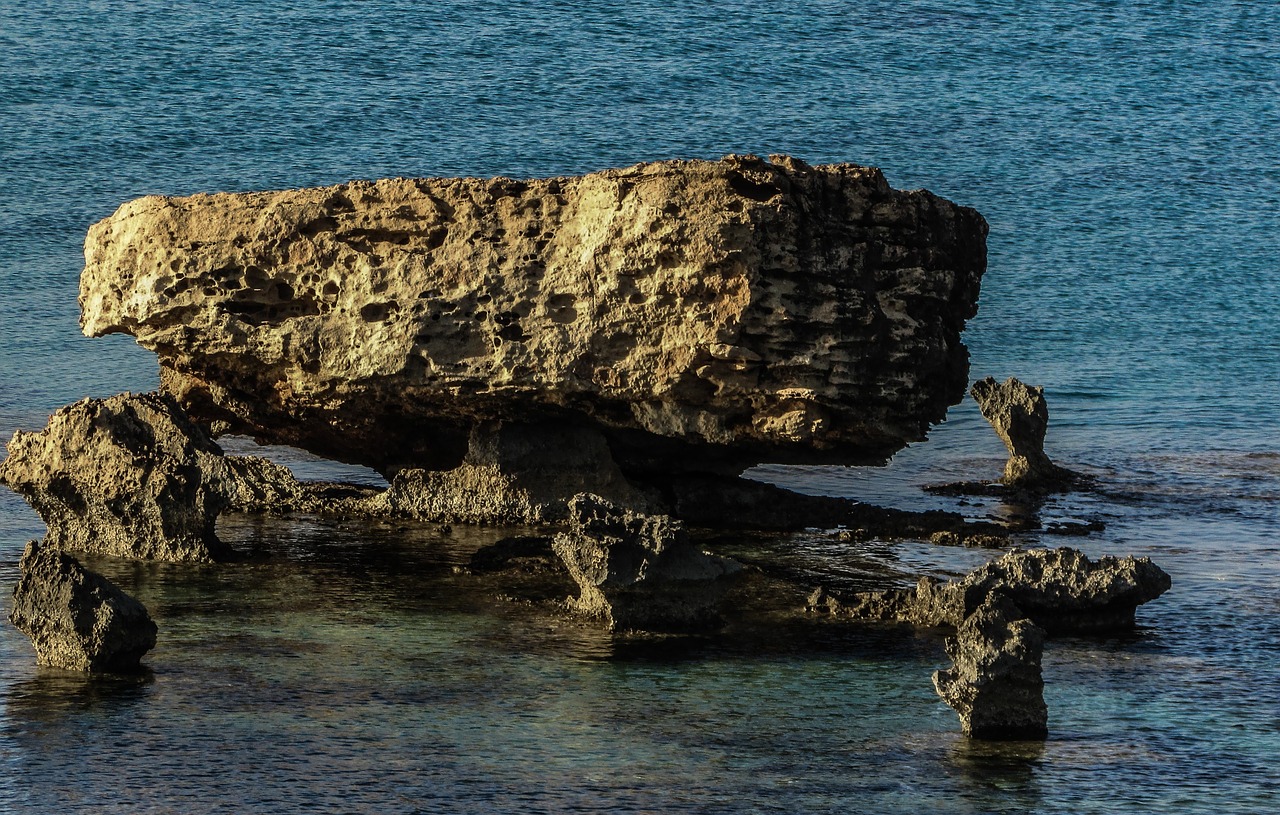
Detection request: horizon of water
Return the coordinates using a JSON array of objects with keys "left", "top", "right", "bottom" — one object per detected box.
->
[{"left": 2, "top": 1, "right": 1278, "bottom": 812}]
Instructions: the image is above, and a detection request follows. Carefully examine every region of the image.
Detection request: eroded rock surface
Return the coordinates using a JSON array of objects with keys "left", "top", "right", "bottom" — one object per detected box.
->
[
  {"left": 0, "top": 392, "right": 236, "bottom": 562},
  {"left": 9, "top": 540, "right": 158, "bottom": 672},
  {"left": 81, "top": 154, "right": 987, "bottom": 477},
  {"left": 810, "top": 547, "right": 1171, "bottom": 633},
  {"left": 552, "top": 493, "right": 741, "bottom": 632},
  {"left": 371, "top": 422, "right": 658, "bottom": 524},
  {"left": 970, "top": 377, "right": 1074, "bottom": 490},
  {"left": 933, "top": 593, "right": 1048, "bottom": 740}
]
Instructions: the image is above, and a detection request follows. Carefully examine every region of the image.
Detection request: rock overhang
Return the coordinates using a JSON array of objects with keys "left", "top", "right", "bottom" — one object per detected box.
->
[{"left": 80, "top": 154, "right": 988, "bottom": 476}]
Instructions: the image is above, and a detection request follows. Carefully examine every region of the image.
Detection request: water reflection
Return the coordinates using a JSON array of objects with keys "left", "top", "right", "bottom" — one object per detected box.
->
[{"left": 3, "top": 670, "right": 152, "bottom": 726}]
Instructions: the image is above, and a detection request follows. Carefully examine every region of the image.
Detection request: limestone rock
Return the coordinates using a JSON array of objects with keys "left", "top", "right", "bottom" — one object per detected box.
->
[
  {"left": 81, "top": 154, "right": 987, "bottom": 477},
  {"left": 970, "top": 376, "right": 1074, "bottom": 489},
  {"left": 933, "top": 593, "right": 1048, "bottom": 740},
  {"left": 0, "top": 392, "right": 236, "bottom": 562},
  {"left": 371, "top": 422, "right": 658, "bottom": 524},
  {"left": 812, "top": 547, "right": 1170, "bottom": 633},
  {"left": 9, "top": 540, "right": 158, "bottom": 672},
  {"left": 552, "top": 493, "right": 741, "bottom": 632}
]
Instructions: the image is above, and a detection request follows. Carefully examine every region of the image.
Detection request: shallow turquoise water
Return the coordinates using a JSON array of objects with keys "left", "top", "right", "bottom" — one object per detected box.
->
[{"left": 1, "top": 1, "right": 1278, "bottom": 812}]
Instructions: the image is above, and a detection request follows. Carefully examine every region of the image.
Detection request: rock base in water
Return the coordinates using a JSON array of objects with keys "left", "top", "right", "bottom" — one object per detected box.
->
[
  {"left": 810, "top": 546, "right": 1171, "bottom": 633},
  {"left": 9, "top": 541, "right": 158, "bottom": 673},
  {"left": 933, "top": 593, "right": 1048, "bottom": 740},
  {"left": 373, "top": 422, "right": 658, "bottom": 524},
  {"left": 552, "top": 494, "right": 741, "bottom": 632}
]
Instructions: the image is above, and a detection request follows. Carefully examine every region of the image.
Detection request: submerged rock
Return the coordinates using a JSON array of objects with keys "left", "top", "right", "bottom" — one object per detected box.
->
[
  {"left": 970, "top": 377, "right": 1075, "bottom": 490},
  {"left": 811, "top": 547, "right": 1171, "bottom": 633},
  {"left": 9, "top": 540, "right": 158, "bottom": 673},
  {"left": 81, "top": 155, "right": 987, "bottom": 478},
  {"left": 0, "top": 392, "right": 236, "bottom": 562},
  {"left": 933, "top": 593, "right": 1048, "bottom": 740},
  {"left": 552, "top": 493, "right": 741, "bottom": 632}
]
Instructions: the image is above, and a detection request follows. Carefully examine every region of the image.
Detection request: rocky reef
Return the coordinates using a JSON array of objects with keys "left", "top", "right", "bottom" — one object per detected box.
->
[
  {"left": 9, "top": 540, "right": 157, "bottom": 673},
  {"left": 80, "top": 155, "right": 987, "bottom": 491},
  {"left": 552, "top": 493, "right": 741, "bottom": 632},
  {"left": 933, "top": 593, "right": 1048, "bottom": 740},
  {"left": 808, "top": 546, "right": 1171, "bottom": 633}
]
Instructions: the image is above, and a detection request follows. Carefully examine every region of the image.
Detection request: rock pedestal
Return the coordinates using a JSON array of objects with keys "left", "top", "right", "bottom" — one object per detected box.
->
[
  {"left": 933, "top": 593, "right": 1048, "bottom": 740},
  {"left": 9, "top": 541, "right": 158, "bottom": 673},
  {"left": 970, "top": 376, "right": 1074, "bottom": 490},
  {"left": 81, "top": 155, "right": 987, "bottom": 478},
  {"left": 373, "top": 422, "right": 658, "bottom": 524},
  {"left": 552, "top": 493, "right": 740, "bottom": 632}
]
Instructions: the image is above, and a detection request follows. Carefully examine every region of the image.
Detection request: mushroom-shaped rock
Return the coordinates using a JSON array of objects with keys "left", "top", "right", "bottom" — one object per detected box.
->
[
  {"left": 9, "top": 540, "right": 158, "bottom": 673},
  {"left": 933, "top": 593, "right": 1048, "bottom": 740},
  {"left": 80, "top": 155, "right": 987, "bottom": 479},
  {"left": 813, "top": 547, "right": 1170, "bottom": 634},
  {"left": 552, "top": 493, "right": 741, "bottom": 632},
  {"left": 0, "top": 392, "right": 237, "bottom": 561},
  {"left": 970, "top": 376, "right": 1074, "bottom": 490}
]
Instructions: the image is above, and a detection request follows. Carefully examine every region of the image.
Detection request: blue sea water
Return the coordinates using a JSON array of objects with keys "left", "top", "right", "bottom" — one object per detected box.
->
[{"left": 1, "top": 1, "right": 1278, "bottom": 812}]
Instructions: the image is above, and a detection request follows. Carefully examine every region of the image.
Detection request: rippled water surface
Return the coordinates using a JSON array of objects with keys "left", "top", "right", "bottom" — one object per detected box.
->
[{"left": 1, "top": 1, "right": 1278, "bottom": 812}]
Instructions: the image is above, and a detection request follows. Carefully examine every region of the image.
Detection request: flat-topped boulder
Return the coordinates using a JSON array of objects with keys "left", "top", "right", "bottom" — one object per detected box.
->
[{"left": 81, "top": 154, "right": 987, "bottom": 477}]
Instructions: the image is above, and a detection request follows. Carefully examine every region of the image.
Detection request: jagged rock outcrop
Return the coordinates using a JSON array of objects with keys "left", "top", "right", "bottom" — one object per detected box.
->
[
  {"left": 370, "top": 422, "right": 658, "bottom": 524},
  {"left": 81, "top": 154, "right": 987, "bottom": 478},
  {"left": 552, "top": 493, "right": 741, "bottom": 632},
  {"left": 933, "top": 593, "right": 1048, "bottom": 739},
  {"left": 9, "top": 540, "right": 158, "bottom": 672},
  {"left": 0, "top": 392, "right": 381, "bottom": 561},
  {"left": 809, "top": 547, "right": 1171, "bottom": 633},
  {"left": 0, "top": 392, "right": 237, "bottom": 562},
  {"left": 970, "top": 377, "right": 1075, "bottom": 490}
]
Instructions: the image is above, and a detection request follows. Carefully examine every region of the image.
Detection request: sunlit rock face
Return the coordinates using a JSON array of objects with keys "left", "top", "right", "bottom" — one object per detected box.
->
[{"left": 81, "top": 154, "right": 986, "bottom": 476}]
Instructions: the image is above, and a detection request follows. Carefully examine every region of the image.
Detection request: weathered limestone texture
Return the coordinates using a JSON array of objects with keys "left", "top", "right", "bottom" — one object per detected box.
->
[
  {"left": 970, "top": 376, "right": 1074, "bottom": 490},
  {"left": 932, "top": 593, "right": 1048, "bottom": 740},
  {"left": 9, "top": 540, "right": 158, "bottom": 672},
  {"left": 0, "top": 392, "right": 236, "bottom": 562},
  {"left": 81, "top": 154, "right": 987, "bottom": 477},
  {"left": 371, "top": 422, "right": 658, "bottom": 524},
  {"left": 552, "top": 493, "right": 741, "bottom": 632},
  {"left": 809, "top": 547, "right": 1170, "bottom": 633}
]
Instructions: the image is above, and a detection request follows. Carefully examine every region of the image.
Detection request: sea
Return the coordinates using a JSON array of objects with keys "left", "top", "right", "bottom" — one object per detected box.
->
[{"left": 1, "top": 1, "right": 1277, "bottom": 812}]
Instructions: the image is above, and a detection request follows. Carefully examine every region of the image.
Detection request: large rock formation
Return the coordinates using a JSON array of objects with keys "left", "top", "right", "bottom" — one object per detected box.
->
[
  {"left": 9, "top": 540, "right": 158, "bottom": 672},
  {"left": 80, "top": 155, "right": 987, "bottom": 479},
  {"left": 809, "top": 546, "right": 1171, "bottom": 633},
  {"left": 970, "top": 377, "right": 1075, "bottom": 490},
  {"left": 552, "top": 493, "right": 741, "bottom": 632},
  {"left": 0, "top": 392, "right": 237, "bottom": 561},
  {"left": 933, "top": 593, "right": 1048, "bottom": 740}
]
